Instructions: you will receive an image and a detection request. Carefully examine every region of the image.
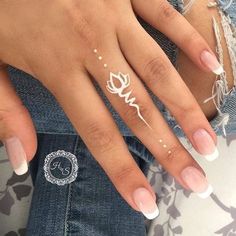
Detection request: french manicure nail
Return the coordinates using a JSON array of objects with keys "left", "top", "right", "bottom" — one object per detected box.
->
[
  {"left": 200, "top": 50, "right": 224, "bottom": 75},
  {"left": 3, "top": 137, "right": 28, "bottom": 175},
  {"left": 133, "top": 187, "right": 159, "bottom": 219},
  {"left": 181, "top": 166, "right": 213, "bottom": 199},
  {"left": 193, "top": 129, "right": 219, "bottom": 161}
]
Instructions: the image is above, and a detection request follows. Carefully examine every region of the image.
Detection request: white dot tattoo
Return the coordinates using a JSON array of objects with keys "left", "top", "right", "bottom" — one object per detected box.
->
[{"left": 93, "top": 48, "right": 171, "bottom": 154}]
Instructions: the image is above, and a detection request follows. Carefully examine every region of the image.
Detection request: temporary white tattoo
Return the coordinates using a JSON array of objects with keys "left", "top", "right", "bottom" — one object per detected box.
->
[
  {"left": 93, "top": 48, "right": 172, "bottom": 154},
  {"left": 159, "top": 139, "right": 171, "bottom": 155},
  {"left": 106, "top": 72, "right": 152, "bottom": 129}
]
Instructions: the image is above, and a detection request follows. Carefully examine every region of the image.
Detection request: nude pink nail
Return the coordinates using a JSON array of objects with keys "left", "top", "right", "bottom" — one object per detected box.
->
[
  {"left": 181, "top": 166, "right": 213, "bottom": 198},
  {"left": 193, "top": 129, "right": 219, "bottom": 161},
  {"left": 133, "top": 187, "right": 159, "bottom": 219},
  {"left": 3, "top": 137, "right": 28, "bottom": 175},
  {"left": 200, "top": 50, "right": 224, "bottom": 75}
]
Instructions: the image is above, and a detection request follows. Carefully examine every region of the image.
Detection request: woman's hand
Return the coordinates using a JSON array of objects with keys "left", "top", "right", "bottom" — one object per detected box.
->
[{"left": 0, "top": 0, "right": 221, "bottom": 219}]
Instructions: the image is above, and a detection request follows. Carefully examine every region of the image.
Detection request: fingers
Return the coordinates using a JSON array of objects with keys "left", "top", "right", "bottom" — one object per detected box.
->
[
  {"left": 48, "top": 69, "right": 159, "bottom": 219},
  {"left": 0, "top": 66, "right": 37, "bottom": 175},
  {"left": 131, "top": 0, "right": 224, "bottom": 75},
  {"left": 116, "top": 17, "right": 219, "bottom": 161},
  {"left": 83, "top": 39, "right": 213, "bottom": 198}
]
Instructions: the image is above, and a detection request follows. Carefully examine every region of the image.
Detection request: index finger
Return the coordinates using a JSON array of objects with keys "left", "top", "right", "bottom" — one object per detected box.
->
[{"left": 47, "top": 69, "right": 159, "bottom": 219}]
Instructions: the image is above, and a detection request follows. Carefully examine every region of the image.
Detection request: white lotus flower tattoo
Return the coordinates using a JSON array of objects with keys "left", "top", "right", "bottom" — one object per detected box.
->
[{"left": 106, "top": 72, "right": 152, "bottom": 129}]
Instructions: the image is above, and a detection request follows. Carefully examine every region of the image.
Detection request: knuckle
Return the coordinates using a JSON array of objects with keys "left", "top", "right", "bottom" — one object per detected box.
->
[
  {"left": 65, "top": 4, "right": 95, "bottom": 46},
  {"left": 158, "top": 1, "right": 178, "bottom": 20},
  {"left": 176, "top": 102, "right": 199, "bottom": 118},
  {"left": 0, "top": 109, "right": 10, "bottom": 122},
  {"left": 184, "top": 103, "right": 199, "bottom": 114},
  {"left": 0, "top": 104, "right": 27, "bottom": 138},
  {"left": 75, "top": 17, "right": 95, "bottom": 45},
  {"left": 85, "top": 121, "right": 115, "bottom": 154},
  {"left": 123, "top": 101, "right": 152, "bottom": 128},
  {"left": 113, "top": 165, "right": 136, "bottom": 183},
  {"left": 143, "top": 57, "right": 170, "bottom": 86},
  {"left": 164, "top": 145, "right": 185, "bottom": 162},
  {"left": 0, "top": 104, "right": 24, "bottom": 122},
  {"left": 181, "top": 30, "right": 201, "bottom": 46}
]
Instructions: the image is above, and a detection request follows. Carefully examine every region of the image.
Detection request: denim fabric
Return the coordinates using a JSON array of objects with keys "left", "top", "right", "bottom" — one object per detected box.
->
[
  {"left": 26, "top": 134, "right": 154, "bottom": 236},
  {"left": 218, "top": 0, "right": 236, "bottom": 21}
]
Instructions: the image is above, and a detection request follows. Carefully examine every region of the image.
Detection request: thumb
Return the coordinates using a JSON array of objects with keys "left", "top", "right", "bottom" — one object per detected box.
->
[{"left": 0, "top": 65, "right": 37, "bottom": 175}]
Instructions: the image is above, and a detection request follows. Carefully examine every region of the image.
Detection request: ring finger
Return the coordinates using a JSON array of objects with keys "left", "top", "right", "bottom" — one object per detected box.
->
[{"left": 116, "top": 12, "right": 219, "bottom": 162}]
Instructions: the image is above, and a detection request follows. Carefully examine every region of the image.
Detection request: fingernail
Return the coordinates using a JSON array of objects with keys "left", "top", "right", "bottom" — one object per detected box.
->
[
  {"left": 133, "top": 187, "right": 159, "bottom": 219},
  {"left": 181, "top": 166, "right": 213, "bottom": 199},
  {"left": 193, "top": 129, "right": 219, "bottom": 161},
  {"left": 3, "top": 137, "right": 28, "bottom": 175},
  {"left": 200, "top": 50, "right": 224, "bottom": 75}
]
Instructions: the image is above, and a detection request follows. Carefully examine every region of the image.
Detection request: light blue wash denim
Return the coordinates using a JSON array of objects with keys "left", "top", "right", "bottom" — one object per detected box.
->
[
  {"left": 5, "top": 0, "right": 236, "bottom": 235},
  {"left": 26, "top": 134, "right": 154, "bottom": 236}
]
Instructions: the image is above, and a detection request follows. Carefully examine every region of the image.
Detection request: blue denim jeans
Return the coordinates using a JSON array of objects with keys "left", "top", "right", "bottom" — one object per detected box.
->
[
  {"left": 7, "top": 0, "right": 235, "bottom": 235},
  {"left": 26, "top": 134, "right": 153, "bottom": 236}
]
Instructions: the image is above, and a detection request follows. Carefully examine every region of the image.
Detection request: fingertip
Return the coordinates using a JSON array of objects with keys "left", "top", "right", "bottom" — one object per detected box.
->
[{"left": 132, "top": 187, "right": 159, "bottom": 220}]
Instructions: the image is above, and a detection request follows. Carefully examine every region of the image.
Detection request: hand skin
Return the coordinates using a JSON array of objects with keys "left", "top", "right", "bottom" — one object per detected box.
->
[{"left": 0, "top": 0, "right": 220, "bottom": 218}]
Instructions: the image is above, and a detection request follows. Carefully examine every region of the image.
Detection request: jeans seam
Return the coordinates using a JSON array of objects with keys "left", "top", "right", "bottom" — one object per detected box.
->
[{"left": 64, "top": 135, "right": 80, "bottom": 236}]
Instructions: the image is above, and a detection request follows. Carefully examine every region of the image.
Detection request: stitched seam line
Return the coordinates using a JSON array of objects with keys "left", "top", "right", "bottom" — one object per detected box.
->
[{"left": 64, "top": 135, "right": 79, "bottom": 236}]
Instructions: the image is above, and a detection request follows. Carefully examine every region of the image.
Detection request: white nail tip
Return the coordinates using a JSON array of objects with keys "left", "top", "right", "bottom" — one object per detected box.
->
[
  {"left": 143, "top": 208, "right": 160, "bottom": 220},
  {"left": 197, "top": 185, "right": 213, "bottom": 199},
  {"left": 14, "top": 161, "right": 28, "bottom": 175},
  {"left": 213, "top": 65, "right": 224, "bottom": 75},
  {"left": 204, "top": 148, "right": 219, "bottom": 162}
]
